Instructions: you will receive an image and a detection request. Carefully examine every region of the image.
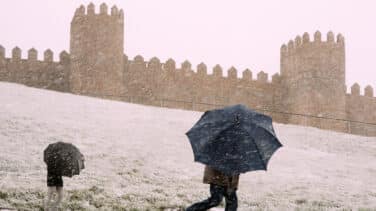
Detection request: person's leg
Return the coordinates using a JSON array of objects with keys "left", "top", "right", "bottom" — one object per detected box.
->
[
  {"left": 51, "top": 176, "right": 63, "bottom": 210},
  {"left": 186, "top": 184, "right": 224, "bottom": 211},
  {"left": 46, "top": 170, "right": 58, "bottom": 211},
  {"left": 45, "top": 186, "right": 56, "bottom": 211},
  {"left": 53, "top": 187, "right": 63, "bottom": 209},
  {"left": 224, "top": 188, "right": 238, "bottom": 211}
]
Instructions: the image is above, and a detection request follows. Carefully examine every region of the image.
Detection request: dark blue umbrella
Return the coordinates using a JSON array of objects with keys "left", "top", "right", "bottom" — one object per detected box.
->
[
  {"left": 44, "top": 142, "right": 85, "bottom": 177},
  {"left": 186, "top": 104, "right": 282, "bottom": 176}
]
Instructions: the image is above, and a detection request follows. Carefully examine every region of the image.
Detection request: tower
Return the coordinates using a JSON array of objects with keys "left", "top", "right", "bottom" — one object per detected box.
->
[
  {"left": 280, "top": 31, "right": 347, "bottom": 132},
  {"left": 70, "top": 3, "right": 124, "bottom": 96}
]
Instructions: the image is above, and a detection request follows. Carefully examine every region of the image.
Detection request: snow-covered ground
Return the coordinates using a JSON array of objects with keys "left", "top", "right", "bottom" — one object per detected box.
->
[{"left": 0, "top": 82, "right": 375, "bottom": 211}]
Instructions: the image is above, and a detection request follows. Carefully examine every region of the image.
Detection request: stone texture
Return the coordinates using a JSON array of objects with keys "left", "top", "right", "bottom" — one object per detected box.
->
[
  {"left": 70, "top": 3, "right": 124, "bottom": 97},
  {"left": 0, "top": 4, "right": 375, "bottom": 136},
  {"left": 280, "top": 31, "right": 347, "bottom": 132}
]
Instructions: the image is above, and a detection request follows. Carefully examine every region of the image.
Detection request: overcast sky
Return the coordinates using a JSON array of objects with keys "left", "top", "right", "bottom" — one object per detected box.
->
[{"left": 0, "top": 0, "right": 375, "bottom": 93}]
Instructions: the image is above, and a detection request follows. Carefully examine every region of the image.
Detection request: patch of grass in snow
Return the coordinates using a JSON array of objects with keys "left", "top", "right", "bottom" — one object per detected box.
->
[
  {"left": 88, "top": 185, "right": 105, "bottom": 194},
  {"left": 0, "top": 191, "right": 8, "bottom": 199},
  {"left": 176, "top": 193, "right": 189, "bottom": 200},
  {"left": 369, "top": 192, "right": 376, "bottom": 198},
  {"left": 244, "top": 200, "right": 263, "bottom": 207},
  {"left": 310, "top": 200, "right": 341, "bottom": 208},
  {"left": 1, "top": 190, "right": 45, "bottom": 211},
  {"left": 153, "top": 188, "right": 165, "bottom": 194},
  {"left": 295, "top": 198, "right": 308, "bottom": 205},
  {"left": 65, "top": 186, "right": 108, "bottom": 209},
  {"left": 64, "top": 200, "right": 87, "bottom": 211},
  {"left": 69, "top": 189, "right": 94, "bottom": 202},
  {"left": 91, "top": 197, "right": 106, "bottom": 209},
  {"left": 293, "top": 199, "right": 348, "bottom": 211},
  {"left": 121, "top": 193, "right": 141, "bottom": 201},
  {"left": 358, "top": 208, "right": 376, "bottom": 211},
  {"left": 158, "top": 205, "right": 185, "bottom": 210},
  {"left": 4, "top": 188, "right": 374, "bottom": 211}
]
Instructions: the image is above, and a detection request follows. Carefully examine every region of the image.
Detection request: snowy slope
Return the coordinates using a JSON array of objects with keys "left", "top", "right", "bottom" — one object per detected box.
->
[{"left": 0, "top": 82, "right": 375, "bottom": 211}]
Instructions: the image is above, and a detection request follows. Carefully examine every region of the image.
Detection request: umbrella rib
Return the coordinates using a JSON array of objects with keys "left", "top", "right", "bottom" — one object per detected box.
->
[
  {"left": 245, "top": 121, "right": 282, "bottom": 147},
  {"left": 240, "top": 127, "right": 267, "bottom": 171},
  {"left": 246, "top": 121, "right": 275, "bottom": 137}
]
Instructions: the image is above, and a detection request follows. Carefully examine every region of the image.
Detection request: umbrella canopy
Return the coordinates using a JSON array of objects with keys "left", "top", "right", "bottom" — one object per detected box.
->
[
  {"left": 44, "top": 142, "right": 85, "bottom": 177},
  {"left": 186, "top": 104, "right": 282, "bottom": 176}
]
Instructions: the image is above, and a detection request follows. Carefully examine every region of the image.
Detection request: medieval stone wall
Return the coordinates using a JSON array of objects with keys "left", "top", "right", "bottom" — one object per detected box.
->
[
  {"left": 280, "top": 31, "right": 347, "bottom": 133},
  {"left": 346, "top": 84, "right": 376, "bottom": 136},
  {"left": 70, "top": 3, "right": 124, "bottom": 96},
  {"left": 0, "top": 46, "right": 70, "bottom": 91},
  {"left": 122, "top": 56, "right": 279, "bottom": 115},
  {"left": 0, "top": 3, "right": 375, "bottom": 136}
]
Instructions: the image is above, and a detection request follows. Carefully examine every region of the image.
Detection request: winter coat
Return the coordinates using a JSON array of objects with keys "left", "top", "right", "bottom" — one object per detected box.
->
[{"left": 203, "top": 165, "right": 240, "bottom": 189}]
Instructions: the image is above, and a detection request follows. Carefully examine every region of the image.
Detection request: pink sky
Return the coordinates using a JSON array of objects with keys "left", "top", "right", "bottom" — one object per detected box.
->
[{"left": 0, "top": 0, "right": 375, "bottom": 93}]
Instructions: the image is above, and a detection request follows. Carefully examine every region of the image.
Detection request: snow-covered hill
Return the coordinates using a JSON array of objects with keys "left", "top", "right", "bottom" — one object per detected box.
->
[{"left": 0, "top": 82, "right": 375, "bottom": 211}]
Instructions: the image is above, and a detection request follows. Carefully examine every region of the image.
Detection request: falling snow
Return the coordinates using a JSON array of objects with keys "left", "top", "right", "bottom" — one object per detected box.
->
[{"left": 0, "top": 82, "right": 375, "bottom": 210}]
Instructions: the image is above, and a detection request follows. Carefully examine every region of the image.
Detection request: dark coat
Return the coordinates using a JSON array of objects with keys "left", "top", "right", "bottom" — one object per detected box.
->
[{"left": 203, "top": 166, "right": 240, "bottom": 189}]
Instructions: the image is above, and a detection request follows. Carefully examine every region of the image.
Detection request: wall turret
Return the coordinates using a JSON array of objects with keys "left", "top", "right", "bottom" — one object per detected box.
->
[
  {"left": 70, "top": 3, "right": 124, "bottom": 96},
  {"left": 0, "top": 4, "right": 374, "bottom": 136},
  {"left": 280, "top": 31, "right": 347, "bottom": 132}
]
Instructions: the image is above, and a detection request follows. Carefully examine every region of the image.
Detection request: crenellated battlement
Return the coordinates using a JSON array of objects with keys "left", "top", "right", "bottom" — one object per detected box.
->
[
  {"left": 0, "top": 45, "right": 5, "bottom": 58},
  {"left": 0, "top": 45, "right": 70, "bottom": 92},
  {"left": 44, "top": 49, "right": 53, "bottom": 62},
  {"left": 73, "top": 3, "right": 123, "bottom": 20},
  {"left": 197, "top": 62, "right": 207, "bottom": 75},
  {"left": 0, "top": 4, "right": 374, "bottom": 136},
  {"left": 281, "top": 30, "right": 346, "bottom": 84},
  {"left": 348, "top": 83, "right": 375, "bottom": 98},
  {"left": 365, "top": 85, "right": 374, "bottom": 97},
  {"left": 1, "top": 46, "right": 69, "bottom": 63},
  {"left": 346, "top": 83, "right": 376, "bottom": 136},
  {"left": 280, "top": 31, "right": 348, "bottom": 132},
  {"left": 281, "top": 31, "right": 345, "bottom": 55},
  {"left": 126, "top": 55, "right": 275, "bottom": 84},
  {"left": 12, "top": 47, "right": 21, "bottom": 61},
  {"left": 27, "top": 48, "right": 38, "bottom": 61},
  {"left": 70, "top": 2, "right": 124, "bottom": 96}
]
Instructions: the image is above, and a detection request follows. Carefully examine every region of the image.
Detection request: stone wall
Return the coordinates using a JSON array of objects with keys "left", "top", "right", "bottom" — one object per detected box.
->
[
  {"left": 280, "top": 31, "right": 347, "bottom": 133},
  {"left": 70, "top": 3, "right": 124, "bottom": 96},
  {"left": 346, "top": 84, "right": 376, "bottom": 136},
  {"left": 0, "top": 3, "right": 375, "bottom": 136},
  {"left": 122, "top": 56, "right": 279, "bottom": 115},
  {"left": 0, "top": 46, "right": 70, "bottom": 92}
]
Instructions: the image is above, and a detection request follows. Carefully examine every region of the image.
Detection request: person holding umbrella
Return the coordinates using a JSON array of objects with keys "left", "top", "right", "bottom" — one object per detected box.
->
[
  {"left": 186, "top": 165, "right": 240, "bottom": 211},
  {"left": 43, "top": 142, "right": 85, "bottom": 211},
  {"left": 185, "top": 104, "right": 282, "bottom": 211}
]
